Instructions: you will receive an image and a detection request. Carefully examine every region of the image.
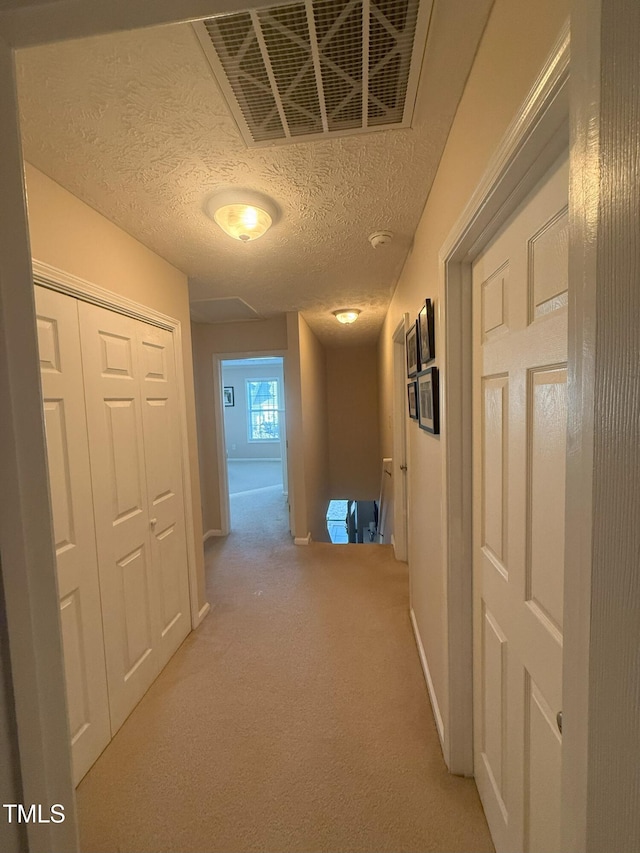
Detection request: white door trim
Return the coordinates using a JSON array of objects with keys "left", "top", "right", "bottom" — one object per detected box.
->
[
  {"left": 32, "top": 259, "right": 209, "bottom": 630},
  {"left": 0, "top": 42, "right": 78, "bottom": 853},
  {"left": 212, "top": 351, "right": 291, "bottom": 538},
  {"left": 438, "top": 22, "right": 570, "bottom": 775},
  {"left": 391, "top": 315, "right": 410, "bottom": 562}
]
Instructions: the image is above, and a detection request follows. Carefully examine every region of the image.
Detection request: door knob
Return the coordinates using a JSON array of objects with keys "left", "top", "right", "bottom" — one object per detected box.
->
[
  {"left": 150, "top": 518, "right": 157, "bottom": 528},
  {"left": 400, "top": 464, "right": 408, "bottom": 471},
  {"left": 556, "top": 711, "right": 563, "bottom": 734}
]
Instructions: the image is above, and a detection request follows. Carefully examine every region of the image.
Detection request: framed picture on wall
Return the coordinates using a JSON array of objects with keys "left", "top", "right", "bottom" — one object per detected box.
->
[
  {"left": 418, "top": 298, "right": 435, "bottom": 365},
  {"left": 223, "top": 386, "right": 235, "bottom": 407},
  {"left": 417, "top": 366, "right": 439, "bottom": 434},
  {"left": 406, "top": 322, "right": 419, "bottom": 377},
  {"left": 407, "top": 381, "right": 418, "bottom": 421}
]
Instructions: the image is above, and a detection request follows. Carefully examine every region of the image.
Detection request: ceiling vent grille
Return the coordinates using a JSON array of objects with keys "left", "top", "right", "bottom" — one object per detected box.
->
[{"left": 194, "top": 0, "right": 432, "bottom": 147}]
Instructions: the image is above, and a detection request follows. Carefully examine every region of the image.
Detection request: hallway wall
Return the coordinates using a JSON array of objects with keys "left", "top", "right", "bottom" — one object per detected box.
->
[
  {"left": 193, "top": 317, "right": 375, "bottom": 543},
  {"left": 297, "top": 314, "right": 330, "bottom": 542},
  {"left": 191, "top": 317, "right": 287, "bottom": 534},
  {"left": 326, "top": 346, "right": 380, "bottom": 500},
  {"left": 378, "top": 0, "right": 569, "bottom": 752},
  {"left": 24, "top": 162, "right": 208, "bottom": 614}
]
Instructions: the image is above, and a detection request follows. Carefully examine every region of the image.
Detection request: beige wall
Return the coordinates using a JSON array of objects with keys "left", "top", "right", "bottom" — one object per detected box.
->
[
  {"left": 24, "top": 163, "right": 207, "bottom": 612},
  {"left": 378, "top": 0, "right": 569, "bottom": 744},
  {"left": 191, "top": 317, "right": 288, "bottom": 534},
  {"left": 326, "top": 346, "right": 380, "bottom": 500},
  {"left": 297, "top": 315, "right": 330, "bottom": 542}
]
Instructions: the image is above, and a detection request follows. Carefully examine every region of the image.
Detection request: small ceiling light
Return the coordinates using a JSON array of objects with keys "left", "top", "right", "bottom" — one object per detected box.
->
[
  {"left": 333, "top": 309, "right": 361, "bottom": 325},
  {"left": 206, "top": 189, "right": 279, "bottom": 242}
]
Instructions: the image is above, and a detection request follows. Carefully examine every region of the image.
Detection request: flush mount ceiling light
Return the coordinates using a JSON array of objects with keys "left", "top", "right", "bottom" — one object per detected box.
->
[
  {"left": 206, "top": 190, "right": 279, "bottom": 242},
  {"left": 333, "top": 309, "right": 361, "bottom": 325}
]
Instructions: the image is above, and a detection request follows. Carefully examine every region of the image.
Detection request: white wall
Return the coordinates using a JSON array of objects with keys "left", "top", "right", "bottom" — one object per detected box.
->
[
  {"left": 378, "top": 0, "right": 569, "bottom": 747},
  {"left": 222, "top": 361, "right": 284, "bottom": 460}
]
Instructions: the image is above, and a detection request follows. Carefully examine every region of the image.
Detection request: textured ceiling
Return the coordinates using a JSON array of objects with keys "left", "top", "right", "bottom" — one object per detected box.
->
[{"left": 16, "top": 2, "right": 492, "bottom": 345}]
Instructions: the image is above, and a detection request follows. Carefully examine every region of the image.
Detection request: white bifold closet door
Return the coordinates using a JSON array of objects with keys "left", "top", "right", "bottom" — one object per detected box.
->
[
  {"left": 35, "top": 286, "right": 111, "bottom": 784},
  {"left": 78, "top": 301, "right": 191, "bottom": 733},
  {"left": 35, "top": 287, "right": 192, "bottom": 782}
]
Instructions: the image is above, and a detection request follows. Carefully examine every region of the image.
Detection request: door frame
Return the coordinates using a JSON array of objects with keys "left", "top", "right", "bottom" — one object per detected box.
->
[
  {"left": 391, "top": 315, "right": 410, "bottom": 562},
  {"left": 438, "top": 23, "right": 569, "bottom": 775},
  {"left": 210, "top": 351, "right": 291, "bottom": 538},
  {"left": 32, "top": 259, "right": 210, "bottom": 631}
]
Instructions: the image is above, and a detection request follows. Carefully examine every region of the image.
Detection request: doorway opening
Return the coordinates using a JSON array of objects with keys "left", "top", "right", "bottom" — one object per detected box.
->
[
  {"left": 326, "top": 499, "right": 379, "bottom": 543},
  {"left": 220, "top": 357, "right": 288, "bottom": 537}
]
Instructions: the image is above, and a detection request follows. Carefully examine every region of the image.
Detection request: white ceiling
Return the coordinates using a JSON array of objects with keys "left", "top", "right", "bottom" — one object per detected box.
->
[{"left": 16, "top": 1, "right": 493, "bottom": 346}]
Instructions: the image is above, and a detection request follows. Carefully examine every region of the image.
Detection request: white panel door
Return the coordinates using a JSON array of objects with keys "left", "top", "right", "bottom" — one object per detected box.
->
[
  {"left": 78, "top": 301, "right": 160, "bottom": 733},
  {"left": 138, "top": 321, "right": 190, "bottom": 668},
  {"left": 472, "top": 152, "right": 568, "bottom": 852},
  {"left": 34, "top": 286, "right": 110, "bottom": 784}
]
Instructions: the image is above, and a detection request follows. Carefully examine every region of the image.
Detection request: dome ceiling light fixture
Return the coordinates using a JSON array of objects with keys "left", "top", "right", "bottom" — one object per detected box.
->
[
  {"left": 206, "top": 189, "right": 279, "bottom": 242},
  {"left": 333, "top": 309, "right": 361, "bottom": 325}
]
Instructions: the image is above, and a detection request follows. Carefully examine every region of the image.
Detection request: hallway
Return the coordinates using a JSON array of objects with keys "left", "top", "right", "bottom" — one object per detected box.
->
[{"left": 76, "top": 488, "right": 493, "bottom": 852}]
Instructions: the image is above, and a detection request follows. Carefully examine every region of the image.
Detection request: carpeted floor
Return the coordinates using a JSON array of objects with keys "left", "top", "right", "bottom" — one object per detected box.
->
[
  {"left": 76, "top": 488, "right": 493, "bottom": 853},
  {"left": 227, "top": 459, "right": 283, "bottom": 495}
]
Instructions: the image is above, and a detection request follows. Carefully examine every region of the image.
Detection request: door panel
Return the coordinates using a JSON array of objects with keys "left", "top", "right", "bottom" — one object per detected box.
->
[
  {"left": 43, "top": 400, "right": 75, "bottom": 550},
  {"left": 527, "top": 367, "right": 567, "bottom": 632},
  {"left": 472, "top": 152, "right": 568, "bottom": 853},
  {"left": 104, "top": 399, "right": 146, "bottom": 522},
  {"left": 119, "top": 545, "right": 154, "bottom": 678},
  {"left": 138, "top": 322, "right": 191, "bottom": 666},
  {"left": 524, "top": 673, "right": 562, "bottom": 852},
  {"left": 482, "top": 375, "right": 509, "bottom": 570},
  {"left": 35, "top": 286, "right": 110, "bottom": 784},
  {"left": 79, "top": 301, "right": 160, "bottom": 733},
  {"left": 59, "top": 591, "right": 90, "bottom": 742},
  {"left": 480, "top": 606, "right": 508, "bottom": 811}
]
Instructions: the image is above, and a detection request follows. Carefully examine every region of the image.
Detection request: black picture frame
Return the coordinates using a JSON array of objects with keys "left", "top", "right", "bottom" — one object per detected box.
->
[
  {"left": 418, "top": 298, "right": 435, "bottom": 365},
  {"left": 406, "top": 322, "right": 419, "bottom": 377},
  {"left": 417, "top": 366, "right": 439, "bottom": 434},
  {"left": 223, "top": 386, "right": 235, "bottom": 407},
  {"left": 407, "top": 381, "right": 418, "bottom": 420}
]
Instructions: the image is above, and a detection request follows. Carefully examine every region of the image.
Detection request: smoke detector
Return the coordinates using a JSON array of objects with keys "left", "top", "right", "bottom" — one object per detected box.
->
[{"left": 369, "top": 230, "right": 393, "bottom": 248}]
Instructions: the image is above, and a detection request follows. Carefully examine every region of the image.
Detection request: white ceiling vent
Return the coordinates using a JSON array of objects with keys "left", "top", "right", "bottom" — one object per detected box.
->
[{"left": 194, "top": 0, "right": 432, "bottom": 147}]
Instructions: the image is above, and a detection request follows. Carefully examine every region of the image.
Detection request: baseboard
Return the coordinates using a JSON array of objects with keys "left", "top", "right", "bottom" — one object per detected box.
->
[
  {"left": 203, "top": 529, "right": 224, "bottom": 543},
  {"left": 410, "top": 608, "right": 446, "bottom": 749},
  {"left": 197, "top": 602, "right": 211, "bottom": 624},
  {"left": 294, "top": 533, "right": 311, "bottom": 545}
]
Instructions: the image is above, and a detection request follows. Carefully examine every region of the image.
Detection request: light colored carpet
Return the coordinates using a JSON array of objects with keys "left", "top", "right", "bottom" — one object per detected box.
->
[
  {"left": 227, "top": 459, "right": 283, "bottom": 495},
  {"left": 77, "top": 487, "right": 493, "bottom": 853}
]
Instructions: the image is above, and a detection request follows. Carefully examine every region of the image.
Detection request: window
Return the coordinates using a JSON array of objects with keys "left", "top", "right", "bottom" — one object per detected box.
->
[{"left": 247, "top": 379, "right": 280, "bottom": 441}]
